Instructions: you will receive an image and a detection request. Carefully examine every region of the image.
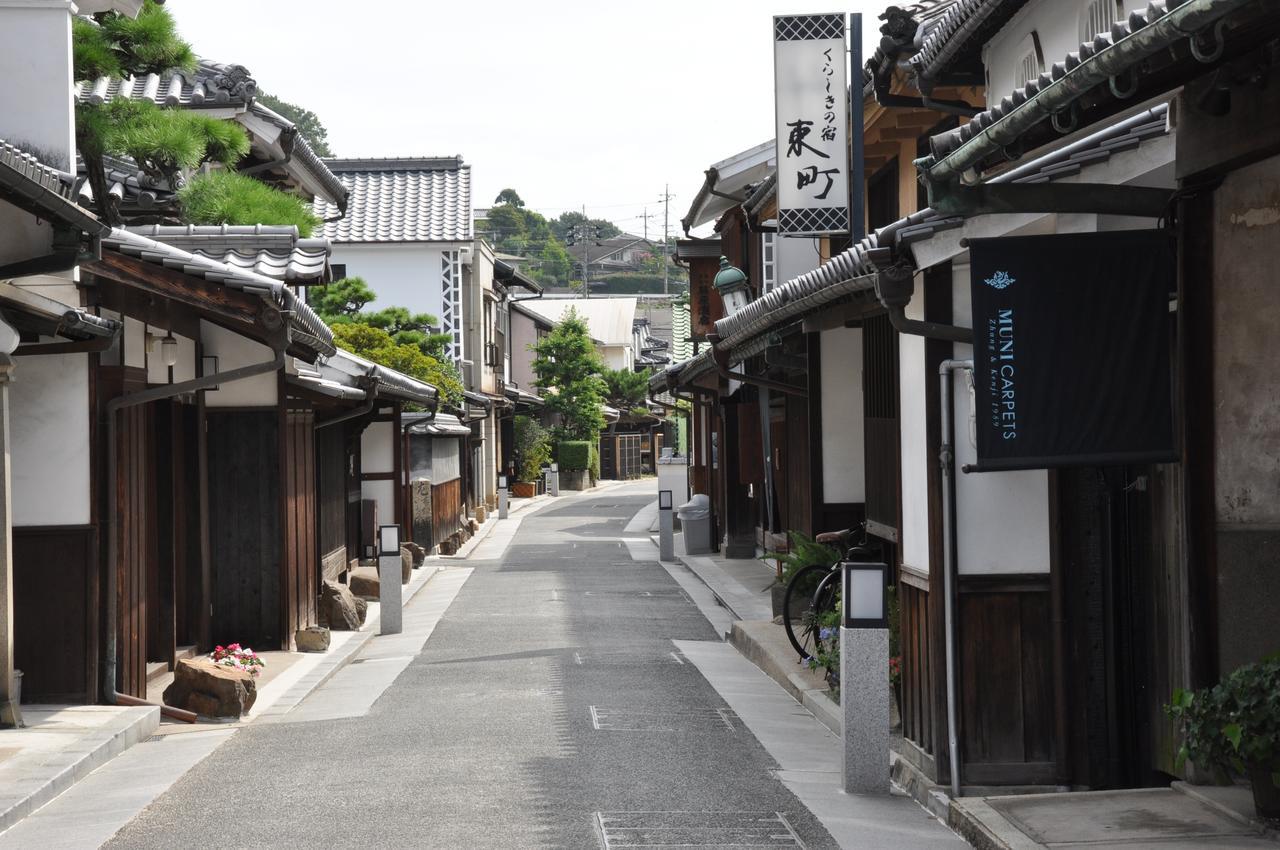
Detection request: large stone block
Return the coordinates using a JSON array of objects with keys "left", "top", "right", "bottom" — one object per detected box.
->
[
  {"left": 163, "top": 659, "right": 257, "bottom": 719},
  {"left": 411, "top": 478, "right": 433, "bottom": 549},
  {"left": 295, "top": 626, "right": 330, "bottom": 653},
  {"left": 403, "top": 541, "right": 426, "bottom": 567},
  {"left": 400, "top": 548, "right": 412, "bottom": 583},
  {"left": 319, "top": 580, "right": 367, "bottom": 631},
  {"left": 348, "top": 568, "right": 380, "bottom": 600},
  {"left": 841, "top": 627, "right": 891, "bottom": 795}
]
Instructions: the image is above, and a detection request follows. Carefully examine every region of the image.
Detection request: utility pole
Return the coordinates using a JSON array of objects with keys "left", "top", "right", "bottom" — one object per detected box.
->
[
  {"left": 565, "top": 215, "right": 599, "bottom": 299},
  {"left": 660, "top": 184, "right": 672, "bottom": 296}
]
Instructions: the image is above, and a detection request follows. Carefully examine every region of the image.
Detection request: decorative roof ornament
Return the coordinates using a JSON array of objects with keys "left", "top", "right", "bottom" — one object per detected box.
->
[{"left": 207, "top": 64, "right": 256, "bottom": 103}]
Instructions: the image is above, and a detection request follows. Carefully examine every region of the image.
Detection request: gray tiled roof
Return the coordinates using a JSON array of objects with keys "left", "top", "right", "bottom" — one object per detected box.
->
[
  {"left": 75, "top": 60, "right": 256, "bottom": 108},
  {"left": 315, "top": 158, "right": 472, "bottom": 243},
  {"left": 101, "top": 228, "right": 334, "bottom": 356},
  {"left": 910, "top": 0, "right": 1030, "bottom": 84},
  {"left": 0, "top": 139, "right": 107, "bottom": 236},
  {"left": 125, "top": 224, "right": 332, "bottom": 284},
  {"left": 73, "top": 154, "right": 180, "bottom": 217},
  {"left": 862, "top": 0, "right": 966, "bottom": 89}
]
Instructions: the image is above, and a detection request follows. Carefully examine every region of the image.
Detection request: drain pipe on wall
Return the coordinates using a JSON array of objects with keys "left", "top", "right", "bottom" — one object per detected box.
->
[
  {"left": 939, "top": 357, "right": 973, "bottom": 799},
  {"left": 104, "top": 345, "right": 286, "bottom": 720}
]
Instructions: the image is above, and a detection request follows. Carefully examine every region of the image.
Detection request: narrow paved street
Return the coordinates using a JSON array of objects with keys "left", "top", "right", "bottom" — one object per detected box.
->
[{"left": 104, "top": 483, "right": 845, "bottom": 849}]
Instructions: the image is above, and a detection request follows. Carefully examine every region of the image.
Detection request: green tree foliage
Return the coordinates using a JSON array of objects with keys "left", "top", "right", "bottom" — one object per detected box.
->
[
  {"left": 256, "top": 93, "right": 332, "bottom": 156},
  {"left": 308, "top": 276, "right": 378, "bottom": 318},
  {"left": 73, "top": 2, "right": 250, "bottom": 225},
  {"left": 602, "top": 367, "right": 650, "bottom": 413},
  {"left": 178, "top": 171, "right": 319, "bottom": 235},
  {"left": 551, "top": 211, "right": 621, "bottom": 242},
  {"left": 493, "top": 188, "right": 524, "bottom": 208},
  {"left": 330, "top": 323, "right": 463, "bottom": 409},
  {"left": 513, "top": 415, "right": 552, "bottom": 482},
  {"left": 532, "top": 309, "right": 607, "bottom": 440}
]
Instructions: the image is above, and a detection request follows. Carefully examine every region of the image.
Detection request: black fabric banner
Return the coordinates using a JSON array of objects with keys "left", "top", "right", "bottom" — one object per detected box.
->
[{"left": 968, "top": 230, "right": 1177, "bottom": 472}]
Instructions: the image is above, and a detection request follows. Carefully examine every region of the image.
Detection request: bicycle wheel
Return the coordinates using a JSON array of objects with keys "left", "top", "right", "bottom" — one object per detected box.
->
[{"left": 782, "top": 563, "right": 834, "bottom": 660}]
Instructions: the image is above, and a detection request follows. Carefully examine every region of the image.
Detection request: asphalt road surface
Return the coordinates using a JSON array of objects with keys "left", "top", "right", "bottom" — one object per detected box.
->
[{"left": 105, "top": 483, "right": 839, "bottom": 849}]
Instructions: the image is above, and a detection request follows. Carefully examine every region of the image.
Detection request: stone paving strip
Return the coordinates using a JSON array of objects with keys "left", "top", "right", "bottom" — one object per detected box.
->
[
  {"left": 0, "top": 705, "right": 158, "bottom": 836},
  {"left": 675, "top": 640, "right": 965, "bottom": 850}
]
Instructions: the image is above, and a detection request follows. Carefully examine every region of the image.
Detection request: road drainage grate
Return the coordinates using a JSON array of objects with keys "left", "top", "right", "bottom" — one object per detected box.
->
[
  {"left": 589, "top": 706, "right": 738, "bottom": 732},
  {"left": 594, "top": 811, "right": 806, "bottom": 848},
  {"left": 573, "top": 650, "right": 686, "bottom": 666}
]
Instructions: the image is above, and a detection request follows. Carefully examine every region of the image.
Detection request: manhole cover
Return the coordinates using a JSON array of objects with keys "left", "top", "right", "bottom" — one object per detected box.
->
[
  {"left": 590, "top": 706, "right": 738, "bottom": 732},
  {"left": 595, "top": 811, "right": 805, "bottom": 848}
]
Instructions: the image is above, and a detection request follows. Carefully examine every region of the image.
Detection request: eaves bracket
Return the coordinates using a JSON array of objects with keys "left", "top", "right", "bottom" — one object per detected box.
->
[{"left": 928, "top": 182, "right": 1174, "bottom": 219}]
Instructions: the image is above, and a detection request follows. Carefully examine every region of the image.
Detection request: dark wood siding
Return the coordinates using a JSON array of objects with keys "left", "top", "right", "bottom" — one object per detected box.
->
[
  {"left": 784, "top": 392, "right": 812, "bottom": 538},
  {"left": 863, "top": 313, "right": 901, "bottom": 540},
  {"left": 116, "top": 403, "right": 149, "bottom": 698},
  {"left": 958, "top": 575, "right": 1056, "bottom": 784},
  {"left": 207, "top": 411, "right": 282, "bottom": 648},
  {"left": 13, "top": 527, "right": 96, "bottom": 702},
  {"left": 281, "top": 407, "right": 318, "bottom": 647},
  {"left": 432, "top": 477, "right": 463, "bottom": 542},
  {"left": 316, "top": 423, "right": 348, "bottom": 579},
  {"left": 899, "top": 575, "right": 936, "bottom": 758}
]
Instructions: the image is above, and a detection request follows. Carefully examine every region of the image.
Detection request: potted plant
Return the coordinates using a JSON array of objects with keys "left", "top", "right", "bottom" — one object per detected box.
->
[
  {"left": 513, "top": 416, "right": 551, "bottom": 498},
  {"left": 210, "top": 643, "right": 265, "bottom": 677},
  {"left": 1166, "top": 655, "right": 1280, "bottom": 820},
  {"left": 765, "top": 531, "right": 841, "bottom": 620}
]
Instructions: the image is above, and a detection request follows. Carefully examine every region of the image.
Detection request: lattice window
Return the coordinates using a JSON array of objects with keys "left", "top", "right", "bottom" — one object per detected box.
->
[
  {"left": 1012, "top": 30, "right": 1044, "bottom": 89},
  {"left": 440, "top": 251, "right": 463, "bottom": 362},
  {"left": 762, "top": 231, "right": 776, "bottom": 293},
  {"left": 1081, "top": 0, "right": 1123, "bottom": 43}
]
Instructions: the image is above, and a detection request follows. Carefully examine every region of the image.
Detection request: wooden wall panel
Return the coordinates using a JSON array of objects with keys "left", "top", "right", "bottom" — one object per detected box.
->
[
  {"left": 207, "top": 411, "right": 281, "bottom": 648},
  {"left": 13, "top": 527, "right": 96, "bottom": 702},
  {"left": 432, "top": 478, "right": 463, "bottom": 542},
  {"left": 281, "top": 408, "right": 318, "bottom": 647},
  {"left": 316, "top": 424, "right": 347, "bottom": 578},
  {"left": 784, "top": 392, "right": 812, "bottom": 538},
  {"left": 957, "top": 576, "right": 1055, "bottom": 784},
  {"left": 116, "top": 404, "right": 149, "bottom": 698}
]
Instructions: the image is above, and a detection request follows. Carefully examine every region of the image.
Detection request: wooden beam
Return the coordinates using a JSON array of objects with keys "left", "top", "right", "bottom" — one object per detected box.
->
[
  {"left": 86, "top": 252, "right": 268, "bottom": 338},
  {"left": 877, "top": 125, "right": 930, "bottom": 141},
  {"left": 863, "top": 142, "right": 902, "bottom": 160}
]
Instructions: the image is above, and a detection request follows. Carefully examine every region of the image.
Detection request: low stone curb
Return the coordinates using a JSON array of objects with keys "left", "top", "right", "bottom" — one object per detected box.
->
[
  {"left": 0, "top": 705, "right": 159, "bottom": 835},
  {"left": 728, "top": 621, "right": 841, "bottom": 738},
  {"left": 948, "top": 797, "right": 1043, "bottom": 850},
  {"left": 250, "top": 565, "right": 440, "bottom": 723}
]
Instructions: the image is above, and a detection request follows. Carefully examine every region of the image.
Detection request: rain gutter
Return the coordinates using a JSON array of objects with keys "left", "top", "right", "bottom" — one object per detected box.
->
[{"left": 921, "top": 0, "right": 1253, "bottom": 186}]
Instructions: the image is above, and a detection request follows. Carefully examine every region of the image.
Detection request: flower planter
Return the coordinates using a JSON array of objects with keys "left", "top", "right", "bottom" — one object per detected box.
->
[
  {"left": 512, "top": 481, "right": 536, "bottom": 498},
  {"left": 1249, "top": 762, "right": 1280, "bottom": 820}
]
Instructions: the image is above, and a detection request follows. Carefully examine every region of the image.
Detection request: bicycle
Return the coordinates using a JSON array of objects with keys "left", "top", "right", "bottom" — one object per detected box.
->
[{"left": 780, "top": 525, "right": 881, "bottom": 663}]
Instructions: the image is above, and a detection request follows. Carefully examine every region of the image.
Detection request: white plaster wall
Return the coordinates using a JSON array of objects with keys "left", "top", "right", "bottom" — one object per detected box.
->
[
  {"left": 11, "top": 351, "right": 89, "bottom": 525},
  {"left": 0, "top": 2, "right": 74, "bottom": 169},
  {"left": 327, "top": 242, "right": 452, "bottom": 333},
  {"left": 820, "top": 327, "right": 865, "bottom": 504},
  {"left": 200, "top": 320, "right": 277, "bottom": 407},
  {"left": 984, "top": 0, "right": 1153, "bottom": 105},
  {"left": 600, "top": 344, "right": 632, "bottom": 371},
  {"left": 361, "top": 480, "right": 394, "bottom": 532},
  {"left": 361, "top": 419, "right": 394, "bottom": 475},
  {"left": 145, "top": 329, "right": 196, "bottom": 385},
  {"left": 776, "top": 235, "right": 822, "bottom": 288},
  {"left": 900, "top": 283, "right": 931, "bottom": 573},
  {"left": 432, "top": 437, "right": 461, "bottom": 483},
  {"left": 951, "top": 262, "right": 1051, "bottom": 574},
  {"left": 123, "top": 317, "right": 146, "bottom": 369}
]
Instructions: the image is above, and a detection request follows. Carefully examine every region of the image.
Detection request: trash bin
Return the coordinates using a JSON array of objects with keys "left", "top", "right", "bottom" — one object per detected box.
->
[{"left": 677, "top": 494, "right": 713, "bottom": 555}]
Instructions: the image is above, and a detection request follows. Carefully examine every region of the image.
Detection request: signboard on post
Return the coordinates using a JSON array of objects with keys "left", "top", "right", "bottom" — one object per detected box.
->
[
  {"left": 968, "top": 230, "right": 1178, "bottom": 471},
  {"left": 774, "top": 13, "right": 849, "bottom": 236}
]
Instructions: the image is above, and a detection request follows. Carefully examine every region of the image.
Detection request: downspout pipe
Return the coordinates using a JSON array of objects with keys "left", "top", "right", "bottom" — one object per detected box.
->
[
  {"left": 104, "top": 345, "right": 286, "bottom": 719},
  {"left": 939, "top": 358, "right": 973, "bottom": 799},
  {"left": 876, "top": 266, "right": 974, "bottom": 344},
  {"left": 315, "top": 380, "right": 377, "bottom": 430},
  {"left": 705, "top": 333, "right": 806, "bottom": 398}
]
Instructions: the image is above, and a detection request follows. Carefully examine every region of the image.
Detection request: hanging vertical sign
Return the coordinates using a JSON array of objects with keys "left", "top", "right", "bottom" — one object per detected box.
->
[
  {"left": 968, "top": 230, "right": 1178, "bottom": 471},
  {"left": 774, "top": 13, "right": 849, "bottom": 236}
]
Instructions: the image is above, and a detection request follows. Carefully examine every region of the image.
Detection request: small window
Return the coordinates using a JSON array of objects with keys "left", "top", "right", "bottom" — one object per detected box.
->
[
  {"left": 761, "top": 232, "right": 776, "bottom": 293},
  {"left": 1081, "top": 0, "right": 1123, "bottom": 42},
  {"left": 330, "top": 263, "right": 347, "bottom": 280},
  {"left": 1012, "top": 31, "right": 1044, "bottom": 89}
]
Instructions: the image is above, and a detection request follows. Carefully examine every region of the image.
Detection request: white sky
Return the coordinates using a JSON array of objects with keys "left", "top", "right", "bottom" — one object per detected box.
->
[{"left": 169, "top": 1, "right": 887, "bottom": 238}]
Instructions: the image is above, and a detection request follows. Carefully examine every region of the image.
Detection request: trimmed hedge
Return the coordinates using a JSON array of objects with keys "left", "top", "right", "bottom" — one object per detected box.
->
[{"left": 558, "top": 440, "right": 591, "bottom": 470}]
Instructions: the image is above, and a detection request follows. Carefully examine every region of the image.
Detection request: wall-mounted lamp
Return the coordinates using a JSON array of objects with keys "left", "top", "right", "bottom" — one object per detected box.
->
[{"left": 161, "top": 333, "right": 178, "bottom": 368}]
